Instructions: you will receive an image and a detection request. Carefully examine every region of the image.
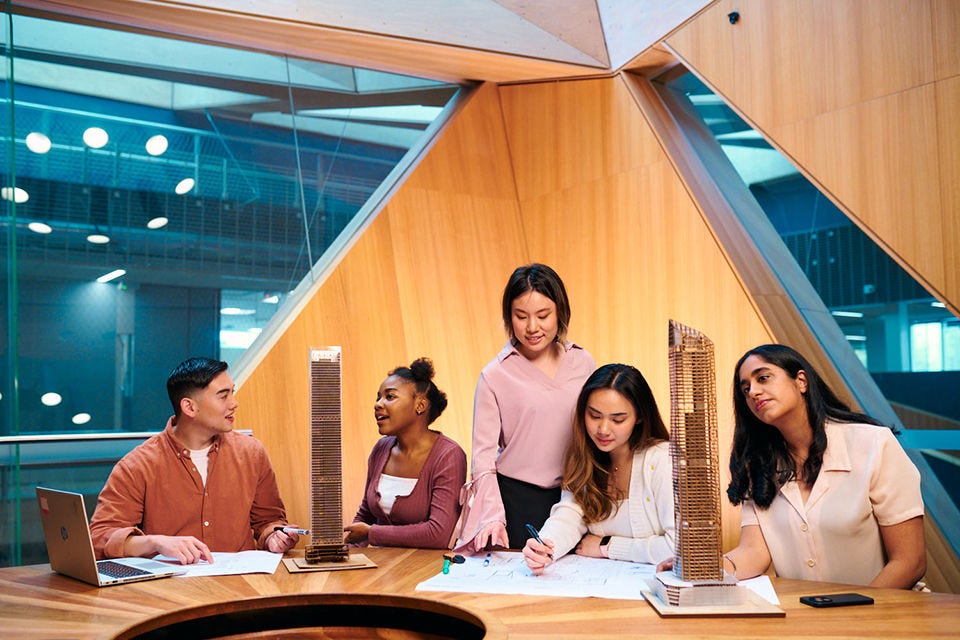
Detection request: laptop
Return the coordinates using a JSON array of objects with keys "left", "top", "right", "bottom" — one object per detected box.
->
[{"left": 36, "top": 487, "right": 184, "bottom": 587}]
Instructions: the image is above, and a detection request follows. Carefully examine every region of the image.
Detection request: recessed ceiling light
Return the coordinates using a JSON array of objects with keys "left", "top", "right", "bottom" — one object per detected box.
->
[
  {"left": 28, "top": 221, "right": 52, "bottom": 234},
  {"left": 96, "top": 269, "right": 126, "bottom": 283},
  {"left": 145, "top": 134, "right": 169, "bottom": 156},
  {"left": 262, "top": 294, "right": 280, "bottom": 304},
  {"left": 25, "top": 132, "right": 52, "bottom": 154},
  {"left": 87, "top": 233, "right": 110, "bottom": 244},
  {"left": 220, "top": 307, "right": 257, "bottom": 316},
  {"left": 1, "top": 187, "right": 29, "bottom": 203},
  {"left": 72, "top": 412, "right": 92, "bottom": 425},
  {"left": 175, "top": 177, "right": 195, "bottom": 195},
  {"left": 41, "top": 392, "right": 62, "bottom": 406},
  {"left": 147, "top": 216, "right": 169, "bottom": 229},
  {"left": 83, "top": 127, "right": 109, "bottom": 149}
]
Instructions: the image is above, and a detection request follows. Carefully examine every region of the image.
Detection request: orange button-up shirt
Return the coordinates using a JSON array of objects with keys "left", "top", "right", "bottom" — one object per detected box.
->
[{"left": 90, "top": 417, "right": 288, "bottom": 559}]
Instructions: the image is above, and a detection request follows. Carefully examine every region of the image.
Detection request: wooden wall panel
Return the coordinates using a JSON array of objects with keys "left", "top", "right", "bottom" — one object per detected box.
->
[
  {"left": 665, "top": 0, "right": 960, "bottom": 313},
  {"left": 938, "top": 76, "right": 960, "bottom": 303},
  {"left": 499, "top": 77, "right": 773, "bottom": 550},
  {"left": 666, "top": 0, "right": 935, "bottom": 129},
  {"left": 933, "top": 0, "right": 960, "bottom": 80},
  {"left": 504, "top": 79, "right": 663, "bottom": 203},
  {"left": 236, "top": 83, "right": 529, "bottom": 534}
]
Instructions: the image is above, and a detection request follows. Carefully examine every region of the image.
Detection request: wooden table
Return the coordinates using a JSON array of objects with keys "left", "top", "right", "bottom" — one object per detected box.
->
[{"left": 1, "top": 547, "right": 958, "bottom": 639}]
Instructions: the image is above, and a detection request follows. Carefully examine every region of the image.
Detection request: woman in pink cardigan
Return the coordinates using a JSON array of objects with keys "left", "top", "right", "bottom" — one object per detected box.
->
[{"left": 345, "top": 358, "right": 467, "bottom": 548}]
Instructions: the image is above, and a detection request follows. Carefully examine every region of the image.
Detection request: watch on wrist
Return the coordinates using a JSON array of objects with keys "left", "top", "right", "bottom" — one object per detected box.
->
[{"left": 600, "top": 535, "right": 611, "bottom": 556}]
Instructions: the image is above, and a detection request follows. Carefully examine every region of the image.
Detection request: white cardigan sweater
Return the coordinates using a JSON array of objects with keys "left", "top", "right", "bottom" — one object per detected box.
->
[{"left": 538, "top": 441, "right": 675, "bottom": 564}]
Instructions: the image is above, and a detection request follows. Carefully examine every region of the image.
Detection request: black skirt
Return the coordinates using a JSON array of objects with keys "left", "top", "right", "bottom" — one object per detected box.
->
[{"left": 497, "top": 472, "right": 561, "bottom": 549}]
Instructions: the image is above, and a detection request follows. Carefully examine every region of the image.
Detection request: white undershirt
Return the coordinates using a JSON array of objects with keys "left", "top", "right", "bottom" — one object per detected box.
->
[
  {"left": 377, "top": 473, "right": 418, "bottom": 515},
  {"left": 189, "top": 445, "right": 213, "bottom": 485}
]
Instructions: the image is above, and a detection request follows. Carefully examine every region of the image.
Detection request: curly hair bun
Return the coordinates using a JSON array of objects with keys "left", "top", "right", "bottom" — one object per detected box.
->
[{"left": 409, "top": 357, "right": 436, "bottom": 382}]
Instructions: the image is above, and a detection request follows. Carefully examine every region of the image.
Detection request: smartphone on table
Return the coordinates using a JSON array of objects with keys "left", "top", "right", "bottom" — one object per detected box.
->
[{"left": 800, "top": 593, "right": 874, "bottom": 608}]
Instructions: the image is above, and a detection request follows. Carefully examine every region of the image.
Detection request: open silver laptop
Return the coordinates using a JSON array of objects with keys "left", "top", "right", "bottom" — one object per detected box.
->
[{"left": 36, "top": 487, "right": 184, "bottom": 587}]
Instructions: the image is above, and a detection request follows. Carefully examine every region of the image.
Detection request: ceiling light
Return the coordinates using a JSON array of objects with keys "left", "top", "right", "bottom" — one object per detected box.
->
[
  {"left": 845, "top": 335, "right": 867, "bottom": 342},
  {"left": 262, "top": 294, "right": 280, "bottom": 304},
  {"left": 83, "top": 127, "right": 109, "bottom": 149},
  {"left": 931, "top": 302, "right": 946, "bottom": 309},
  {"left": 831, "top": 310, "right": 864, "bottom": 318},
  {"left": 220, "top": 307, "right": 257, "bottom": 316},
  {"left": 28, "top": 221, "right": 52, "bottom": 234},
  {"left": 1, "top": 187, "right": 29, "bottom": 203},
  {"left": 72, "top": 412, "right": 92, "bottom": 425},
  {"left": 25, "top": 132, "right": 52, "bottom": 154},
  {"left": 96, "top": 269, "right": 126, "bottom": 283},
  {"left": 87, "top": 233, "right": 110, "bottom": 244},
  {"left": 145, "top": 134, "right": 169, "bottom": 156},
  {"left": 175, "top": 178, "right": 195, "bottom": 195},
  {"left": 41, "top": 392, "right": 62, "bottom": 406},
  {"left": 146, "top": 216, "right": 169, "bottom": 229}
]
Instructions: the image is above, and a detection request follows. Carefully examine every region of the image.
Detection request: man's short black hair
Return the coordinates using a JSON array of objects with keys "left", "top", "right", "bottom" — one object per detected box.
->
[{"left": 166, "top": 357, "right": 228, "bottom": 417}]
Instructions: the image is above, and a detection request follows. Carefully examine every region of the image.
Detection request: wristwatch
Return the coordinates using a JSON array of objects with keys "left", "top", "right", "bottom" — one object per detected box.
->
[{"left": 600, "top": 535, "right": 611, "bottom": 557}]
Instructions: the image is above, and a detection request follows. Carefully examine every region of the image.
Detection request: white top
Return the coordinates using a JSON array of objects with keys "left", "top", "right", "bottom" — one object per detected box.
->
[
  {"left": 538, "top": 442, "right": 675, "bottom": 564},
  {"left": 188, "top": 445, "right": 212, "bottom": 485},
  {"left": 377, "top": 473, "right": 418, "bottom": 516},
  {"left": 740, "top": 421, "right": 923, "bottom": 585}
]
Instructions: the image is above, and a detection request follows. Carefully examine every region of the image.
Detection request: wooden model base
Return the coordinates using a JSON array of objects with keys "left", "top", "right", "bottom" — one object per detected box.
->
[{"left": 283, "top": 553, "right": 377, "bottom": 573}]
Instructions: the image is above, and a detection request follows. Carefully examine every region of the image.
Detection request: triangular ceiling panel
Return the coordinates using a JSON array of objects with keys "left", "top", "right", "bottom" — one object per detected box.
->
[
  {"left": 188, "top": 0, "right": 607, "bottom": 67},
  {"left": 492, "top": 0, "right": 609, "bottom": 66}
]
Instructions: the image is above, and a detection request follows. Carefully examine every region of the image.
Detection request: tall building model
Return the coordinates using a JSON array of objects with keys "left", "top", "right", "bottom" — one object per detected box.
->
[
  {"left": 668, "top": 319, "right": 724, "bottom": 582},
  {"left": 305, "top": 346, "right": 350, "bottom": 564},
  {"left": 650, "top": 320, "right": 741, "bottom": 607}
]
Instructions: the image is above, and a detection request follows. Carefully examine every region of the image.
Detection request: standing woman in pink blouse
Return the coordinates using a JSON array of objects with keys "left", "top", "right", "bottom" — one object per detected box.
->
[{"left": 455, "top": 264, "right": 595, "bottom": 552}]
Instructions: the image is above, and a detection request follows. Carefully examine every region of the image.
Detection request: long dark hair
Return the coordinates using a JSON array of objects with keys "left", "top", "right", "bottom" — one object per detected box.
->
[
  {"left": 727, "top": 344, "right": 886, "bottom": 508},
  {"left": 563, "top": 364, "right": 669, "bottom": 522}
]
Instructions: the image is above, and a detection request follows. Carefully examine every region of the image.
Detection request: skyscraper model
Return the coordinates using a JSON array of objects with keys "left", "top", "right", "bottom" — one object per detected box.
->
[
  {"left": 651, "top": 321, "right": 742, "bottom": 606},
  {"left": 304, "top": 347, "right": 350, "bottom": 564}
]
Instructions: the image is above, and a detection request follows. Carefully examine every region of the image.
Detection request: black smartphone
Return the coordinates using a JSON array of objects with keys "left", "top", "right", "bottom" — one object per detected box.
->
[{"left": 800, "top": 593, "right": 874, "bottom": 608}]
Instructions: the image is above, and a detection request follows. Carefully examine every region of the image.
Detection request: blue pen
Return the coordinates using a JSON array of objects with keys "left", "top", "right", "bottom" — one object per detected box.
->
[
  {"left": 483, "top": 553, "right": 491, "bottom": 567},
  {"left": 525, "top": 523, "right": 553, "bottom": 558}
]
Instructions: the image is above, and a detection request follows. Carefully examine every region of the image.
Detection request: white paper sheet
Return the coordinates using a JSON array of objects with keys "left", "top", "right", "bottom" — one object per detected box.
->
[
  {"left": 416, "top": 551, "right": 653, "bottom": 599},
  {"left": 415, "top": 551, "right": 780, "bottom": 604},
  {"left": 153, "top": 550, "right": 282, "bottom": 577}
]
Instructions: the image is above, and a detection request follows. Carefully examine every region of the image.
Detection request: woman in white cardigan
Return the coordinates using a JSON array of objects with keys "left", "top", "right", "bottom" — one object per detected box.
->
[{"left": 522, "top": 363, "right": 675, "bottom": 574}]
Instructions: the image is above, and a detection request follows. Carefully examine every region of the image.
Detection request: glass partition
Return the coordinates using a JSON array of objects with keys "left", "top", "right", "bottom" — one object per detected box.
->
[{"left": 0, "top": 10, "right": 461, "bottom": 566}]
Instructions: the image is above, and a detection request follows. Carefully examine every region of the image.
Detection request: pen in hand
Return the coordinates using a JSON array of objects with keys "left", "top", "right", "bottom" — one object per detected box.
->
[
  {"left": 274, "top": 526, "right": 309, "bottom": 536},
  {"left": 525, "top": 523, "right": 553, "bottom": 559}
]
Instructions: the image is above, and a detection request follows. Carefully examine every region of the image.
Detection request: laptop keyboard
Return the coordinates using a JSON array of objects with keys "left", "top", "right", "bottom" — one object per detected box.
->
[{"left": 97, "top": 560, "right": 151, "bottom": 578}]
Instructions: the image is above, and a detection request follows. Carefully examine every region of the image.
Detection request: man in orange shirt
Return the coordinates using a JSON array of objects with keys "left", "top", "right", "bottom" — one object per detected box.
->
[{"left": 90, "top": 357, "right": 299, "bottom": 564}]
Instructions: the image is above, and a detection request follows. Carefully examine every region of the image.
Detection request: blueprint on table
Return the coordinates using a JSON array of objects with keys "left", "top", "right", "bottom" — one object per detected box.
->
[{"left": 415, "top": 551, "right": 653, "bottom": 599}]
